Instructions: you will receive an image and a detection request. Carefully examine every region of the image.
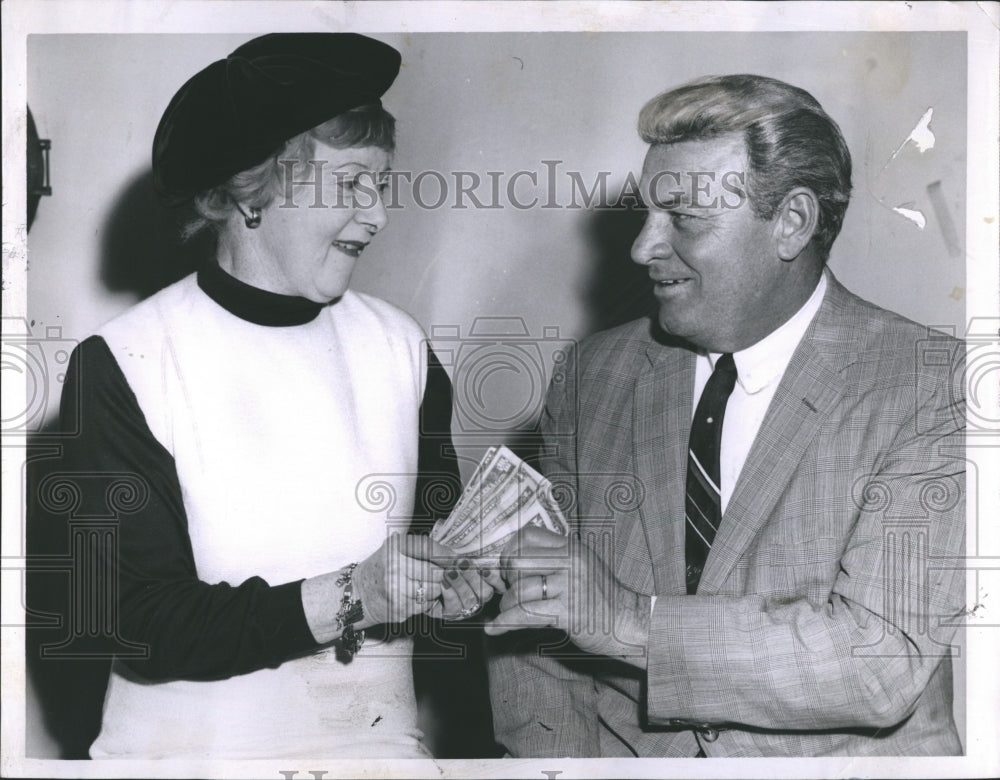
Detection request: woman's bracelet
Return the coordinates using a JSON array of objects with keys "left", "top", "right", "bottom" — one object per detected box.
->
[{"left": 333, "top": 563, "right": 365, "bottom": 662}]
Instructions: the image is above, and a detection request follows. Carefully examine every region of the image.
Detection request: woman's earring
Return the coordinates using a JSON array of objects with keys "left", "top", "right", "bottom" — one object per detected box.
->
[
  {"left": 234, "top": 202, "right": 262, "bottom": 229},
  {"left": 243, "top": 206, "right": 262, "bottom": 229}
]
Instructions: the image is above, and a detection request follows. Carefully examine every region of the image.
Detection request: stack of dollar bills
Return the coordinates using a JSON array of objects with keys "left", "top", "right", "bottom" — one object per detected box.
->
[{"left": 431, "top": 445, "right": 569, "bottom": 563}]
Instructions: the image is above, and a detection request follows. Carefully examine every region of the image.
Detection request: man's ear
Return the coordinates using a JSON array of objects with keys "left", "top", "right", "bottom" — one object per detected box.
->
[{"left": 773, "top": 187, "right": 819, "bottom": 261}]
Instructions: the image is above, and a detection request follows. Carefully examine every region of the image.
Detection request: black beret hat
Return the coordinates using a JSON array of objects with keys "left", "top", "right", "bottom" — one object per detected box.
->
[{"left": 152, "top": 33, "right": 401, "bottom": 206}]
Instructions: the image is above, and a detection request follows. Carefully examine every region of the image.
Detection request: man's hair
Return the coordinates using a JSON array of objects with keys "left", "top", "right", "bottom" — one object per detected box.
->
[
  {"left": 638, "top": 74, "right": 852, "bottom": 260},
  {"left": 183, "top": 103, "right": 395, "bottom": 240}
]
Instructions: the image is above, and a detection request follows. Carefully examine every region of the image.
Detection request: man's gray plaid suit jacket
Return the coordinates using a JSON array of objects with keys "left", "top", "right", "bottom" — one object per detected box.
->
[{"left": 488, "top": 272, "right": 966, "bottom": 757}]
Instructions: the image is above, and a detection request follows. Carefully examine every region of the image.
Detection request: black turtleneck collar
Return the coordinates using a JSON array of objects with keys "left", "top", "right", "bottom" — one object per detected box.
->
[{"left": 197, "top": 260, "right": 324, "bottom": 326}]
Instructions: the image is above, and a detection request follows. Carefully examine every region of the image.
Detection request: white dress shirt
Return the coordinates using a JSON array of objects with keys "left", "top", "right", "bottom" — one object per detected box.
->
[{"left": 692, "top": 272, "right": 828, "bottom": 513}]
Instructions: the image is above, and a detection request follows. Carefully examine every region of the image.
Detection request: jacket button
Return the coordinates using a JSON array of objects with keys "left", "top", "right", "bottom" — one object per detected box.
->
[{"left": 701, "top": 727, "right": 719, "bottom": 742}]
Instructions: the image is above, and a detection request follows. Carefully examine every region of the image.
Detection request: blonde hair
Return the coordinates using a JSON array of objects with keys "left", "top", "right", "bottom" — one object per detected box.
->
[
  {"left": 639, "top": 75, "right": 851, "bottom": 260},
  {"left": 181, "top": 103, "right": 395, "bottom": 240}
]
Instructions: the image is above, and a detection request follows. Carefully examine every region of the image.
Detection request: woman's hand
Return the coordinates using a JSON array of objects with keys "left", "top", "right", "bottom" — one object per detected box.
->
[
  {"left": 438, "top": 559, "right": 507, "bottom": 621},
  {"left": 352, "top": 533, "right": 453, "bottom": 628},
  {"left": 302, "top": 535, "right": 508, "bottom": 643}
]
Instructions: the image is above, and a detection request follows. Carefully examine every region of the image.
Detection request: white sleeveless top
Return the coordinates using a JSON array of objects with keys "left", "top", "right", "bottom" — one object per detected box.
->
[{"left": 89, "top": 275, "right": 429, "bottom": 759}]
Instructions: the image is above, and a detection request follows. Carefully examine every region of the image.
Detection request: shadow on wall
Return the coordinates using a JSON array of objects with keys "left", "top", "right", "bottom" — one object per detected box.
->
[
  {"left": 580, "top": 201, "right": 655, "bottom": 334},
  {"left": 480, "top": 201, "right": 658, "bottom": 499},
  {"left": 502, "top": 201, "right": 654, "bottom": 469},
  {"left": 100, "top": 170, "right": 213, "bottom": 300}
]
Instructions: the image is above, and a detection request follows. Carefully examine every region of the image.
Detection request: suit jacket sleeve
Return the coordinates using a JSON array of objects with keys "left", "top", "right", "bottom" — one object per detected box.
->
[
  {"left": 487, "top": 343, "right": 603, "bottom": 757},
  {"left": 645, "top": 340, "right": 966, "bottom": 731}
]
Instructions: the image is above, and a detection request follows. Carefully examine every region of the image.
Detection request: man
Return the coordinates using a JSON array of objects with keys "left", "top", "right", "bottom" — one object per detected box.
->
[{"left": 485, "top": 74, "right": 966, "bottom": 757}]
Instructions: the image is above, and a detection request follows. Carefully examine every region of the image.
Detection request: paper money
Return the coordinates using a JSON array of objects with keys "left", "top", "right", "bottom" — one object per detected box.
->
[
  {"left": 432, "top": 446, "right": 569, "bottom": 561},
  {"left": 433, "top": 446, "right": 510, "bottom": 540}
]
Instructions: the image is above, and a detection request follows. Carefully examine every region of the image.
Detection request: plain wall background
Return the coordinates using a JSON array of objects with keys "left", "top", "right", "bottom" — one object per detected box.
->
[
  {"left": 25, "top": 31, "right": 967, "bottom": 756},
  {"left": 27, "top": 32, "right": 967, "bottom": 432}
]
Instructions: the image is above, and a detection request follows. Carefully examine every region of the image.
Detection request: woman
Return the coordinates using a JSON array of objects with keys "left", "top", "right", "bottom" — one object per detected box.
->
[{"left": 58, "top": 33, "right": 494, "bottom": 759}]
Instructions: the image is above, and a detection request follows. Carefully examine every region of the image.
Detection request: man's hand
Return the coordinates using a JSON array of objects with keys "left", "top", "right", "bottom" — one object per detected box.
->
[{"left": 485, "top": 526, "right": 651, "bottom": 668}]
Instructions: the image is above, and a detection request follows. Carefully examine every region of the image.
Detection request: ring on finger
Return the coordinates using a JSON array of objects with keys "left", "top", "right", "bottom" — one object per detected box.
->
[
  {"left": 459, "top": 600, "right": 481, "bottom": 619},
  {"left": 444, "top": 603, "right": 480, "bottom": 621},
  {"left": 415, "top": 584, "right": 427, "bottom": 604},
  {"left": 541, "top": 574, "right": 548, "bottom": 600}
]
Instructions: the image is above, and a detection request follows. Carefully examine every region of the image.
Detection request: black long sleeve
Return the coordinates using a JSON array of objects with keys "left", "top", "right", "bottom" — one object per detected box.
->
[
  {"left": 56, "top": 335, "right": 320, "bottom": 681},
  {"left": 409, "top": 350, "right": 503, "bottom": 757},
  {"left": 411, "top": 347, "right": 463, "bottom": 530},
  {"left": 29, "top": 333, "right": 482, "bottom": 753},
  {"left": 46, "top": 336, "right": 465, "bottom": 683}
]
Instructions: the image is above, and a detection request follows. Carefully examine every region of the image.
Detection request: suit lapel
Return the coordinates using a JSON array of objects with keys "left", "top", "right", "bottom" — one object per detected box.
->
[
  {"left": 633, "top": 341, "right": 695, "bottom": 595},
  {"left": 698, "top": 275, "right": 859, "bottom": 594}
]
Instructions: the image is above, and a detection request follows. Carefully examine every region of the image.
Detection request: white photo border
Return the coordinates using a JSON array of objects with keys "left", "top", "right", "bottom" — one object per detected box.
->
[{"left": 2, "top": 2, "right": 997, "bottom": 779}]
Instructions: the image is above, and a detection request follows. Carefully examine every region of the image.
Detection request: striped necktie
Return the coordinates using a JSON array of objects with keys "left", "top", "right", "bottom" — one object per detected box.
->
[{"left": 685, "top": 353, "right": 738, "bottom": 595}]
